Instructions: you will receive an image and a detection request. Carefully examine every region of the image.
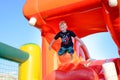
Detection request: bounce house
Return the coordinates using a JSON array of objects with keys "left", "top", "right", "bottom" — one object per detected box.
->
[
  {"left": 22, "top": 0, "right": 120, "bottom": 80},
  {"left": 1, "top": 0, "right": 119, "bottom": 80}
]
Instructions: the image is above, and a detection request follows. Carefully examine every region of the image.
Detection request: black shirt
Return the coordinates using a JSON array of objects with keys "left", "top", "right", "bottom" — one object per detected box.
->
[{"left": 54, "top": 30, "right": 76, "bottom": 48}]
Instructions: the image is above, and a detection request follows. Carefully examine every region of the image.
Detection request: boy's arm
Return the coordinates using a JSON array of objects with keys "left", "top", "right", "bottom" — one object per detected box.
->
[
  {"left": 49, "top": 39, "right": 56, "bottom": 50},
  {"left": 74, "top": 36, "right": 83, "bottom": 45},
  {"left": 75, "top": 36, "right": 91, "bottom": 60}
]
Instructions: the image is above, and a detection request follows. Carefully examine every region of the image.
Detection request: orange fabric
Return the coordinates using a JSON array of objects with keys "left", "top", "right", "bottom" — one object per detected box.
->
[{"left": 42, "top": 37, "right": 58, "bottom": 79}]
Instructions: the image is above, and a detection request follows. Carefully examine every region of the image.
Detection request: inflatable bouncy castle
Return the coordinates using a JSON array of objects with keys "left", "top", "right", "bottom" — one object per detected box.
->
[{"left": 22, "top": 0, "right": 120, "bottom": 80}]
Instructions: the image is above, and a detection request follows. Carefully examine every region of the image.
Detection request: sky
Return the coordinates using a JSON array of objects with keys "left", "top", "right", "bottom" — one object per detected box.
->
[
  {"left": 0, "top": 0, "right": 119, "bottom": 61},
  {"left": 0, "top": 0, "right": 41, "bottom": 77}
]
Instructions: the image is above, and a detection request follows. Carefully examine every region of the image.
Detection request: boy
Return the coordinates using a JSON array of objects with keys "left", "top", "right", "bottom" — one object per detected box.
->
[{"left": 49, "top": 21, "right": 82, "bottom": 60}]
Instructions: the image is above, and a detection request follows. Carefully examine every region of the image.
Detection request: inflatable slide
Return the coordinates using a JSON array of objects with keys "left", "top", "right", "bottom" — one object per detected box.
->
[{"left": 22, "top": 0, "right": 120, "bottom": 80}]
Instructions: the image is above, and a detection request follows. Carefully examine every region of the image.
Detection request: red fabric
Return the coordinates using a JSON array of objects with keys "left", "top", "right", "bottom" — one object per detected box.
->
[
  {"left": 45, "top": 58, "right": 120, "bottom": 80},
  {"left": 45, "top": 67, "right": 99, "bottom": 80}
]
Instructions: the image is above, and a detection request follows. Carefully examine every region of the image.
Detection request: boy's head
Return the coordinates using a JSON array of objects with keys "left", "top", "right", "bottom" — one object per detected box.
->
[{"left": 59, "top": 21, "right": 67, "bottom": 32}]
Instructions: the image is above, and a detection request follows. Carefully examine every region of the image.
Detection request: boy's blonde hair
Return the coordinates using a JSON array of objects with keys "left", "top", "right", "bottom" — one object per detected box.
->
[{"left": 59, "top": 21, "right": 66, "bottom": 26}]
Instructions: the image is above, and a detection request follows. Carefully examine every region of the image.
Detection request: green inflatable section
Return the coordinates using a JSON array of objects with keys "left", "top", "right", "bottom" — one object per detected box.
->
[{"left": 0, "top": 42, "right": 29, "bottom": 63}]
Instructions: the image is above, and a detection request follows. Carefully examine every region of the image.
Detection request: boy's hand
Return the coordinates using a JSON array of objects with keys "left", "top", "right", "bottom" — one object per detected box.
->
[
  {"left": 48, "top": 46, "right": 51, "bottom": 50},
  {"left": 48, "top": 39, "right": 56, "bottom": 50}
]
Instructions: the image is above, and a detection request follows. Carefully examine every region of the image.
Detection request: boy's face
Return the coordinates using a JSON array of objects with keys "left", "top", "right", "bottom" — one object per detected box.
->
[{"left": 59, "top": 23, "right": 67, "bottom": 32}]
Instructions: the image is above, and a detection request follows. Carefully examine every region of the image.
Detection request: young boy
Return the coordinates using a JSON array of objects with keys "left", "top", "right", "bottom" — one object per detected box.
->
[{"left": 49, "top": 21, "right": 82, "bottom": 60}]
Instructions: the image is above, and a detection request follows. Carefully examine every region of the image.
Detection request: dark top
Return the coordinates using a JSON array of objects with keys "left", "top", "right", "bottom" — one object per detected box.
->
[{"left": 54, "top": 30, "right": 76, "bottom": 48}]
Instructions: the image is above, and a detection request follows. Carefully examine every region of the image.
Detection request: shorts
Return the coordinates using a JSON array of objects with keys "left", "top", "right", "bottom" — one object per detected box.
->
[{"left": 58, "top": 46, "right": 74, "bottom": 56}]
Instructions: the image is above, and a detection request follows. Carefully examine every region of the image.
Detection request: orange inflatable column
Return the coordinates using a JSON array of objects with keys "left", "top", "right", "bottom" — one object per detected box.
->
[{"left": 42, "top": 37, "right": 59, "bottom": 79}]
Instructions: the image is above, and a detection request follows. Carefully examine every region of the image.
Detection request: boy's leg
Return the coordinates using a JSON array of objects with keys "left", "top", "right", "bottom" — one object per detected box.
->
[
  {"left": 58, "top": 47, "right": 67, "bottom": 56},
  {"left": 67, "top": 47, "right": 74, "bottom": 60},
  {"left": 70, "top": 54, "right": 73, "bottom": 60}
]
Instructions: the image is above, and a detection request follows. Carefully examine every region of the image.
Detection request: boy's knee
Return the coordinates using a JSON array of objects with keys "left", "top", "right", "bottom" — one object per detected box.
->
[{"left": 68, "top": 47, "right": 74, "bottom": 53}]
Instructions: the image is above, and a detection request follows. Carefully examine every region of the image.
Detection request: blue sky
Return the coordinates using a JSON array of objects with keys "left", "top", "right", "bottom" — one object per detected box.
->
[
  {"left": 0, "top": 0, "right": 41, "bottom": 48},
  {"left": 0, "top": 0, "right": 119, "bottom": 60}
]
